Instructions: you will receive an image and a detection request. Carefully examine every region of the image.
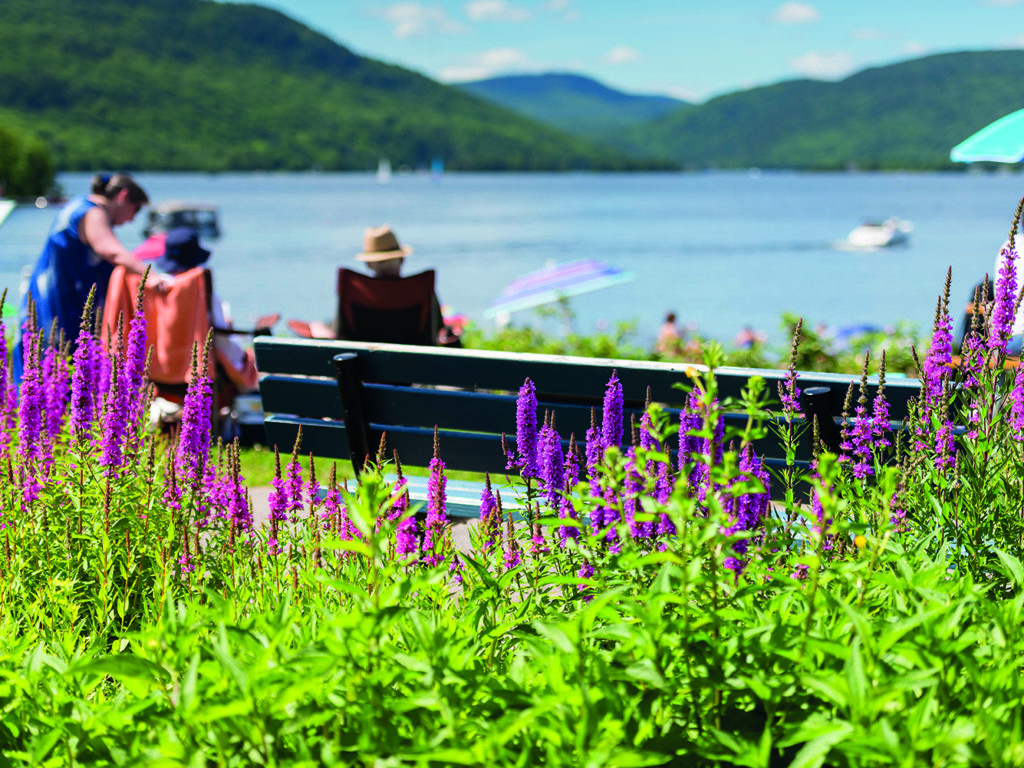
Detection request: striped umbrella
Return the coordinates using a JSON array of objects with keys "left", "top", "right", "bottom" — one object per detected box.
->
[{"left": 484, "top": 259, "right": 634, "bottom": 319}]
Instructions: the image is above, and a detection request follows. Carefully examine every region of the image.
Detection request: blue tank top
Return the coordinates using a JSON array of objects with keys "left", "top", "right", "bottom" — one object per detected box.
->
[{"left": 21, "top": 196, "right": 115, "bottom": 342}]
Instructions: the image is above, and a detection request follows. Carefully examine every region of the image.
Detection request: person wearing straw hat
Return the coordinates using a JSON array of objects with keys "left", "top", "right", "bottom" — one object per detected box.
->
[{"left": 349, "top": 225, "right": 459, "bottom": 345}]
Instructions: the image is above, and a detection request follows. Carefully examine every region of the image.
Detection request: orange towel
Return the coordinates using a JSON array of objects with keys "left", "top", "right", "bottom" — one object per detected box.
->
[{"left": 102, "top": 266, "right": 214, "bottom": 385}]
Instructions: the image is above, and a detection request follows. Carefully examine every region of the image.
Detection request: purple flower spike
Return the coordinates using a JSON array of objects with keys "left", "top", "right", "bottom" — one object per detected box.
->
[
  {"left": 538, "top": 423, "right": 565, "bottom": 511},
  {"left": 601, "top": 371, "right": 623, "bottom": 453},
  {"left": 99, "top": 357, "right": 129, "bottom": 476},
  {"left": 1009, "top": 366, "right": 1024, "bottom": 439},
  {"left": 70, "top": 330, "right": 97, "bottom": 442},
  {"left": 423, "top": 455, "right": 449, "bottom": 566},
  {"left": 479, "top": 476, "right": 499, "bottom": 553},
  {"left": 991, "top": 241, "right": 1019, "bottom": 353},
  {"left": 510, "top": 378, "right": 539, "bottom": 478},
  {"left": 176, "top": 361, "right": 213, "bottom": 484}
]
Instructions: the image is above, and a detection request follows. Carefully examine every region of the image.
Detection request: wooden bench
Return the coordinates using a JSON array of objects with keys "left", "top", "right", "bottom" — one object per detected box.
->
[{"left": 252, "top": 338, "right": 923, "bottom": 517}]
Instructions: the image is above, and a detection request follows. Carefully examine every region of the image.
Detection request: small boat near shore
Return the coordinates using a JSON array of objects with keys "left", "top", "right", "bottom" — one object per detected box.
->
[
  {"left": 840, "top": 217, "right": 912, "bottom": 250},
  {"left": 143, "top": 201, "right": 220, "bottom": 239}
]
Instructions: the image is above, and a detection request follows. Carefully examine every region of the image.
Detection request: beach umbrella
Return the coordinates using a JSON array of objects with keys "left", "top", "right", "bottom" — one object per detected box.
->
[
  {"left": 484, "top": 258, "right": 634, "bottom": 319},
  {"left": 950, "top": 107, "right": 1024, "bottom": 163}
]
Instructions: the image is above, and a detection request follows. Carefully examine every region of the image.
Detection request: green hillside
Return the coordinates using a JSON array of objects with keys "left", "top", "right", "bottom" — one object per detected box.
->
[
  {"left": 620, "top": 50, "right": 1024, "bottom": 170},
  {"left": 458, "top": 73, "right": 687, "bottom": 140},
  {"left": 0, "top": 0, "right": 669, "bottom": 172}
]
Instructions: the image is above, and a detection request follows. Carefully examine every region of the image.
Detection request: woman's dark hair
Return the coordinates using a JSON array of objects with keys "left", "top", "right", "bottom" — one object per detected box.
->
[{"left": 91, "top": 172, "right": 149, "bottom": 205}]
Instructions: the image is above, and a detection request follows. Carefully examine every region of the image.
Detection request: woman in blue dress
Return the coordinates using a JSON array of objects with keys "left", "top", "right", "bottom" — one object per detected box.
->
[{"left": 15, "top": 173, "right": 170, "bottom": 378}]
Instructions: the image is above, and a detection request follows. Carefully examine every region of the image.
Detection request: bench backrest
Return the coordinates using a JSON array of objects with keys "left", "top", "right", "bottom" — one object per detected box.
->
[{"left": 253, "top": 338, "right": 923, "bottom": 484}]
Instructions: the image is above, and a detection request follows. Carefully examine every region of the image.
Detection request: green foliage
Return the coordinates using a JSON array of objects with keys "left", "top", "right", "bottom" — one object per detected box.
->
[
  {"left": 0, "top": 120, "right": 55, "bottom": 197},
  {"left": 616, "top": 50, "right": 1024, "bottom": 170},
  {"left": 0, "top": 0, "right": 670, "bottom": 172},
  {"left": 461, "top": 309, "right": 927, "bottom": 376}
]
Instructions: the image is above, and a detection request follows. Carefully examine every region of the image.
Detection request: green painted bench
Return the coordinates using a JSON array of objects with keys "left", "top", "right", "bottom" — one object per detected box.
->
[{"left": 252, "top": 338, "right": 923, "bottom": 517}]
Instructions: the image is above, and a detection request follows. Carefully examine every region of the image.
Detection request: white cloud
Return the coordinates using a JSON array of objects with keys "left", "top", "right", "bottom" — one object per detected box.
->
[
  {"left": 664, "top": 86, "right": 700, "bottom": 102},
  {"left": 440, "top": 47, "right": 535, "bottom": 81},
  {"left": 789, "top": 51, "right": 855, "bottom": 79},
  {"left": 544, "top": 0, "right": 579, "bottom": 20},
  {"left": 772, "top": 2, "right": 820, "bottom": 24},
  {"left": 604, "top": 45, "right": 639, "bottom": 64},
  {"left": 903, "top": 40, "right": 927, "bottom": 56},
  {"left": 378, "top": 3, "right": 464, "bottom": 38},
  {"left": 464, "top": 0, "right": 530, "bottom": 22}
]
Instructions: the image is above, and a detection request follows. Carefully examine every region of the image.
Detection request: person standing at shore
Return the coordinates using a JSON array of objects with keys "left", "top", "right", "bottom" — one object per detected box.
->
[{"left": 15, "top": 173, "right": 170, "bottom": 377}]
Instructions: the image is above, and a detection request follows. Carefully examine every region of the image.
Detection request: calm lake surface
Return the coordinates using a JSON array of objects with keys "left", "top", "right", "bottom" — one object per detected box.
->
[{"left": 1, "top": 170, "right": 1021, "bottom": 349}]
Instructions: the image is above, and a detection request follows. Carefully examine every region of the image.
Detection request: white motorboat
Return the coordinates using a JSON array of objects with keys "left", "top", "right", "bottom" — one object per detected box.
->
[{"left": 844, "top": 217, "right": 912, "bottom": 249}]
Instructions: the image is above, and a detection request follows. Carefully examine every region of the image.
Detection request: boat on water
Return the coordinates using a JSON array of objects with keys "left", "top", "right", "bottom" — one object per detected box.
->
[
  {"left": 842, "top": 217, "right": 912, "bottom": 249},
  {"left": 377, "top": 158, "right": 391, "bottom": 184},
  {"left": 143, "top": 201, "right": 220, "bottom": 239}
]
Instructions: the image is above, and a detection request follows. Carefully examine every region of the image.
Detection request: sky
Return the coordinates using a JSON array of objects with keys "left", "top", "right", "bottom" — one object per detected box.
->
[{"left": 225, "top": 0, "right": 1024, "bottom": 102}]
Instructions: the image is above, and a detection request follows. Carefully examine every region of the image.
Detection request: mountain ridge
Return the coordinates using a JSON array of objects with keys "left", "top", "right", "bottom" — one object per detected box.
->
[{"left": 0, "top": 0, "right": 668, "bottom": 171}]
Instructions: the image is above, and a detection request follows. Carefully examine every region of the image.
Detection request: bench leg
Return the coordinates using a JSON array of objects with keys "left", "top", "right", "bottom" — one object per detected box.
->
[{"left": 333, "top": 353, "right": 372, "bottom": 475}]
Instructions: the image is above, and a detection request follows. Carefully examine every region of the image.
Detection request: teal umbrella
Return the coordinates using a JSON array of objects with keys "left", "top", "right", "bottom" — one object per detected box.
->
[{"left": 951, "top": 108, "right": 1024, "bottom": 163}]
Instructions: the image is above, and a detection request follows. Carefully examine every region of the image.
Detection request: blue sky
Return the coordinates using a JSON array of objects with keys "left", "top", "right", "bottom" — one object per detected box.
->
[{"left": 230, "top": 0, "right": 1024, "bottom": 102}]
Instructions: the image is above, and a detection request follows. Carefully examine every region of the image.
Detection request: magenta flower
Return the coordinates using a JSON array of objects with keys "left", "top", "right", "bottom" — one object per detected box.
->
[
  {"left": 176, "top": 365, "right": 213, "bottom": 484},
  {"left": 991, "top": 241, "right": 1018, "bottom": 353},
  {"left": 423, "top": 455, "right": 449, "bottom": 567},
  {"left": 1009, "top": 366, "right": 1024, "bottom": 439},
  {"left": 601, "top": 371, "right": 623, "bottom": 453},
  {"left": 538, "top": 422, "right": 564, "bottom": 511},
  {"left": 509, "top": 378, "right": 539, "bottom": 478}
]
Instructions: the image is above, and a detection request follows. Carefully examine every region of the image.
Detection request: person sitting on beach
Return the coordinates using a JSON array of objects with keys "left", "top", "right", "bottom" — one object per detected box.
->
[
  {"left": 735, "top": 325, "right": 766, "bottom": 350},
  {"left": 655, "top": 311, "right": 682, "bottom": 356},
  {"left": 344, "top": 225, "right": 459, "bottom": 346}
]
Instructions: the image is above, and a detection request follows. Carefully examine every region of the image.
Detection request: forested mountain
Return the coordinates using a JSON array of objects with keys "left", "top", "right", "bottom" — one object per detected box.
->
[
  {"left": 458, "top": 73, "right": 687, "bottom": 140},
  {"left": 0, "top": 0, "right": 668, "bottom": 172},
  {"left": 618, "top": 50, "right": 1024, "bottom": 170}
]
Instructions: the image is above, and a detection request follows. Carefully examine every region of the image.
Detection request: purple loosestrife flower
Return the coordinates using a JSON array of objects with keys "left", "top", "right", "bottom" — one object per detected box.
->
[
  {"left": 639, "top": 408, "right": 658, "bottom": 453},
  {"left": 990, "top": 241, "right": 1018, "bottom": 353},
  {"left": 623, "top": 448, "right": 653, "bottom": 539},
  {"left": 267, "top": 451, "right": 289, "bottom": 523},
  {"left": 70, "top": 331, "right": 97, "bottom": 442},
  {"left": 721, "top": 447, "right": 770, "bottom": 574},
  {"left": 100, "top": 357, "right": 129, "bottom": 476},
  {"left": 395, "top": 493, "right": 419, "bottom": 558},
  {"left": 423, "top": 445, "right": 449, "bottom": 567},
  {"left": 121, "top": 309, "right": 149, "bottom": 444},
  {"left": 922, "top": 300, "right": 953, "bottom": 413},
  {"left": 175, "top": 351, "right": 213, "bottom": 484},
  {"left": 779, "top": 322, "right": 803, "bottom": 418},
  {"left": 601, "top": 371, "right": 623, "bottom": 454},
  {"left": 584, "top": 408, "right": 602, "bottom": 479},
  {"left": 480, "top": 474, "right": 499, "bottom": 553},
  {"left": 503, "top": 507, "right": 522, "bottom": 571},
  {"left": 537, "top": 422, "right": 565, "bottom": 511},
  {"left": 510, "top": 378, "right": 539, "bottom": 478},
  {"left": 678, "top": 389, "right": 704, "bottom": 485},
  {"left": 42, "top": 346, "right": 69, "bottom": 446},
  {"left": 576, "top": 560, "right": 594, "bottom": 599},
  {"left": 17, "top": 327, "right": 45, "bottom": 465},
  {"left": 848, "top": 400, "right": 874, "bottom": 479},
  {"left": 1008, "top": 366, "right": 1024, "bottom": 439},
  {"left": 285, "top": 452, "right": 305, "bottom": 517}
]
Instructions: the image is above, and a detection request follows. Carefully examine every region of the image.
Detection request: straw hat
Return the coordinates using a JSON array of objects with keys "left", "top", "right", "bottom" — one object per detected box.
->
[{"left": 355, "top": 225, "right": 414, "bottom": 262}]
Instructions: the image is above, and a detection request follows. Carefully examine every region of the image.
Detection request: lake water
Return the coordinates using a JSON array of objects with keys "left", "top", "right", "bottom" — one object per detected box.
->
[{"left": 1, "top": 170, "right": 1021, "bottom": 349}]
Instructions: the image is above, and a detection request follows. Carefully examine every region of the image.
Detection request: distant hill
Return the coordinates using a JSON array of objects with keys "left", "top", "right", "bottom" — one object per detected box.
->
[
  {"left": 619, "top": 50, "right": 1024, "bottom": 170},
  {"left": 457, "top": 73, "right": 687, "bottom": 140},
  {"left": 0, "top": 0, "right": 670, "bottom": 172}
]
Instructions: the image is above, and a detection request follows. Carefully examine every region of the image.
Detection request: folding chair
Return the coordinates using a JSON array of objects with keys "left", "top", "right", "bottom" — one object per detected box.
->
[{"left": 334, "top": 267, "right": 440, "bottom": 346}]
